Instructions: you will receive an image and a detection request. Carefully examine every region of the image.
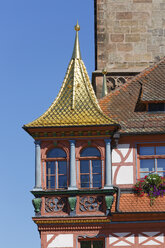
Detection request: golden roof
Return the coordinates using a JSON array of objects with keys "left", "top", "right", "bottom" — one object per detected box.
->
[{"left": 24, "top": 23, "right": 117, "bottom": 128}]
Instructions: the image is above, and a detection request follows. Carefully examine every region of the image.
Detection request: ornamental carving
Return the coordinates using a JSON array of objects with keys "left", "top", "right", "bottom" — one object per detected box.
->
[
  {"left": 106, "top": 76, "right": 134, "bottom": 91},
  {"left": 79, "top": 196, "right": 103, "bottom": 212},
  {"left": 45, "top": 197, "right": 67, "bottom": 213}
]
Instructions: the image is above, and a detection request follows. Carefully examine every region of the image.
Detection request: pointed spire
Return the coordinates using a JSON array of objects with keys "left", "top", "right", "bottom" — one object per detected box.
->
[
  {"left": 24, "top": 25, "right": 117, "bottom": 129},
  {"left": 72, "top": 21, "right": 81, "bottom": 59},
  {"left": 101, "top": 68, "right": 108, "bottom": 97}
]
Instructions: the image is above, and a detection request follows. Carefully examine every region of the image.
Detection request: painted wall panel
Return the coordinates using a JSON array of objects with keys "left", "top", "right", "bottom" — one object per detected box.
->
[
  {"left": 109, "top": 231, "right": 164, "bottom": 247},
  {"left": 47, "top": 234, "right": 73, "bottom": 248},
  {"left": 116, "top": 166, "right": 133, "bottom": 185},
  {"left": 112, "top": 144, "right": 134, "bottom": 185}
]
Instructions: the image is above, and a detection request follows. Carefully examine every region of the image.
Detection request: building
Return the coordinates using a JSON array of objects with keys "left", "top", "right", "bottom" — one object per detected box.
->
[
  {"left": 23, "top": 1, "right": 165, "bottom": 247},
  {"left": 93, "top": 0, "right": 165, "bottom": 98}
]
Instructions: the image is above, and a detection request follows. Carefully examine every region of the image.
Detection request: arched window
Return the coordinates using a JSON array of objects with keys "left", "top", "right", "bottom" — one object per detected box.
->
[
  {"left": 80, "top": 147, "right": 102, "bottom": 188},
  {"left": 46, "top": 148, "right": 67, "bottom": 189}
]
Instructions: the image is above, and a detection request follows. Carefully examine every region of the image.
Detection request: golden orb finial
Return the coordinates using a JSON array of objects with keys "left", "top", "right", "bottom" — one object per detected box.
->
[
  {"left": 102, "top": 68, "right": 107, "bottom": 75},
  {"left": 75, "top": 20, "right": 80, "bottom": 31}
]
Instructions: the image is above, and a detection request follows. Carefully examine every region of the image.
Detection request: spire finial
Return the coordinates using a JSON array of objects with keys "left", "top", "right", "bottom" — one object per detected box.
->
[
  {"left": 72, "top": 21, "right": 81, "bottom": 59},
  {"left": 101, "top": 68, "right": 108, "bottom": 98},
  {"left": 75, "top": 20, "right": 80, "bottom": 31}
]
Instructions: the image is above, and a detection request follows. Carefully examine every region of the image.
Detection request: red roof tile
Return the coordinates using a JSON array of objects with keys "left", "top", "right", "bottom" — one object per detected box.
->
[
  {"left": 112, "top": 193, "right": 165, "bottom": 213},
  {"left": 99, "top": 58, "right": 165, "bottom": 134}
]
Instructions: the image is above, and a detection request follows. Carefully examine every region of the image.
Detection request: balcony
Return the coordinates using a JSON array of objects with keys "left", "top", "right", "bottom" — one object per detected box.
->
[{"left": 32, "top": 188, "right": 118, "bottom": 217}]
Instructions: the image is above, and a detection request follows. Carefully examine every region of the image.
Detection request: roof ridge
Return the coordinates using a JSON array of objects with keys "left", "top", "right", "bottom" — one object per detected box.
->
[{"left": 131, "top": 56, "right": 165, "bottom": 83}]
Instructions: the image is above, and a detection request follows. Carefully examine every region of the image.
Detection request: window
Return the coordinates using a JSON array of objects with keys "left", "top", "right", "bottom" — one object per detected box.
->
[
  {"left": 80, "top": 240, "right": 104, "bottom": 248},
  {"left": 148, "top": 103, "right": 165, "bottom": 112},
  {"left": 138, "top": 144, "right": 165, "bottom": 178},
  {"left": 46, "top": 148, "right": 67, "bottom": 189},
  {"left": 80, "top": 147, "right": 102, "bottom": 188}
]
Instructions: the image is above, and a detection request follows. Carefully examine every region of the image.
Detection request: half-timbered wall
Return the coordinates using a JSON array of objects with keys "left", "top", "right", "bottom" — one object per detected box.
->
[
  {"left": 41, "top": 229, "right": 165, "bottom": 248},
  {"left": 112, "top": 134, "right": 165, "bottom": 187}
]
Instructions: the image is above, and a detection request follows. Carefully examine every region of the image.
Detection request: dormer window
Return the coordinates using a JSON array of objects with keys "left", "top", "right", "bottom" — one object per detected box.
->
[{"left": 148, "top": 103, "right": 165, "bottom": 112}]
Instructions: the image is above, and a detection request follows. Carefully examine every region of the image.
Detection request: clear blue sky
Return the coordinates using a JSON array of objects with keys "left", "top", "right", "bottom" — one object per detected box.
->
[{"left": 0, "top": 1, "right": 94, "bottom": 247}]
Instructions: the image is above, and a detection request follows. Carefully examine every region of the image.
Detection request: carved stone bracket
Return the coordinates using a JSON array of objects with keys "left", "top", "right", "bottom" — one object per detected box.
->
[
  {"left": 32, "top": 198, "right": 42, "bottom": 214},
  {"left": 79, "top": 196, "right": 103, "bottom": 212},
  {"left": 68, "top": 196, "right": 77, "bottom": 216},
  {"left": 68, "top": 196, "right": 77, "bottom": 211},
  {"left": 105, "top": 195, "right": 114, "bottom": 215},
  {"left": 45, "top": 197, "right": 67, "bottom": 213}
]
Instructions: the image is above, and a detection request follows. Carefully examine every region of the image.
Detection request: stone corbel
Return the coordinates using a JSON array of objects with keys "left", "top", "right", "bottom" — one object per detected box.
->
[
  {"left": 68, "top": 196, "right": 77, "bottom": 216},
  {"left": 105, "top": 195, "right": 114, "bottom": 215},
  {"left": 32, "top": 198, "right": 42, "bottom": 216}
]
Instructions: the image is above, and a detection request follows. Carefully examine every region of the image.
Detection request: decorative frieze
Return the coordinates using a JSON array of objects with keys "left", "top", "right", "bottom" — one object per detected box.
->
[
  {"left": 45, "top": 197, "right": 67, "bottom": 213},
  {"left": 79, "top": 196, "right": 103, "bottom": 212},
  {"left": 32, "top": 130, "right": 113, "bottom": 139}
]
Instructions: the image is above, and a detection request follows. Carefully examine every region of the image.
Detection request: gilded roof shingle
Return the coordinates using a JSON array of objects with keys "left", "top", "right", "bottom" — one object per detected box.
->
[
  {"left": 99, "top": 58, "right": 165, "bottom": 134},
  {"left": 24, "top": 25, "right": 117, "bottom": 128}
]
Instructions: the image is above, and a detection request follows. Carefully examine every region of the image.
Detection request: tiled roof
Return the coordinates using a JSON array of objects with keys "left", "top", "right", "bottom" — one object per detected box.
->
[
  {"left": 140, "top": 60, "right": 165, "bottom": 102},
  {"left": 24, "top": 27, "right": 117, "bottom": 129},
  {"left": 99, "top": 58, "right": 165, "bottom": 134},
  {"left": 111, "top": 193, "right": 165, "bottom": 213}
]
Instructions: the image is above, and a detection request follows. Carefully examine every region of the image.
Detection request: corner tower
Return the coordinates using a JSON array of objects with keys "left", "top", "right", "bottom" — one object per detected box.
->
[{"left": 23, "top": 23, "right": 120, "bottom": 248}]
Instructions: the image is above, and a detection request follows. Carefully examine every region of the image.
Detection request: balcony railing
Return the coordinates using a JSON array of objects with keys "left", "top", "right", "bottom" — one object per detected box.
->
[{"left": 32, "top": 188, "right": 119, "bottom": 217}]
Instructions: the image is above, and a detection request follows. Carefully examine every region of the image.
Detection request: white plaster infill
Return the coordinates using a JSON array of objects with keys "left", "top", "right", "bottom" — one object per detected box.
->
[
  {"left": 116, "top": 166, "right": 133, "bottom": 185},
  {"left": 47, "top": 234, "right": 73, "bottom": 248}
]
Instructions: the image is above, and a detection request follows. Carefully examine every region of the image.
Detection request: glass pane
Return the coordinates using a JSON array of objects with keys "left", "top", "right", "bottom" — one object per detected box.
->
[
  {"left": 148, "top": 103, "right": 164, "bottom": 112},
  {"left": 58, "top": 175, "right": 67, "bottom": 188},
  {"left": 140, "top": 172, "right": 149, "bottom": 178},
  {"left": 46, "top": 161, "right": 55, "bottom": 174},
  {"left": 47, "top": 148, "right": 66, "bottom": 158},
  {"left": 156, "top": 146, "right": 165, "bottom": 155},
  {"left": 93, "top": 241, "right": 104, "bottom": 248},
  {"left": 157, "top": 159, "right": 165, "bottom": 171},
  {"left": 80, "top": 160, "right": 90, "bottom": 173},
  {"left": 93, "top": 174, "right": 102, "bottom": 188},
  {"left": 58, "top": 161, "right": 67, "bottom": 174},
  {"left": 80, "top": 147, "right": 101, "bottom": 157},
  {"left": 80, "top": 175, "right": 90, "bottom": 188},
  {"left": 92, "top": 160, "right": 101, "bottom": 173},
  {"left": 46, "top": 176, "right": 55, "bottom": 189},
  {"left": 157, "top": 172, "right": 165, "bottom": 177},
  {"left": 81, "top": 241, "right": 91, "bottom": 248},
  {"left": 139, "top": 147, "right": 154, "bottom": 155},
  {"left": 140, "top": 159, "right": 155, "bottom": 172}
]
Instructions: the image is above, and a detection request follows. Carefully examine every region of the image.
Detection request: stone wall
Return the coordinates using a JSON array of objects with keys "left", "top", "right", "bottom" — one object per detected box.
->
[{"left": 95, "top": 0, "right": 165, "bottom": 72}]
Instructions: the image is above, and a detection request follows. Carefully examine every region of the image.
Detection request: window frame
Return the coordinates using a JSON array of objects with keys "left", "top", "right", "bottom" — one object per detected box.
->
[
  {"left": 137, "top": 143, "right": 165, "bottom": 178},
  {"left": 148, "top": 102, "right": 165, "bottom": 112},
  {"left": 79, "top": 147, "right": 102, "bottom": 189},
  {"left": 45, "top": 148, "right": 68, "bottom": 190},
  {"left": 79, "top": 238, "right": 104, "bottom": 248}
]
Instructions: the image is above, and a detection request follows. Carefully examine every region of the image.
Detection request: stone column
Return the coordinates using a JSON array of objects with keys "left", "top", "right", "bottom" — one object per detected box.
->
[
  {"left": 69, "top": 140, "right": 77, "bottom": 190},
  {"left": 104, "top": 138, "right": 113, "bottom": 189},
  {"left": 34, "top": 140, "right": 42, "bottom": 190}
]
